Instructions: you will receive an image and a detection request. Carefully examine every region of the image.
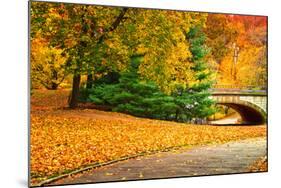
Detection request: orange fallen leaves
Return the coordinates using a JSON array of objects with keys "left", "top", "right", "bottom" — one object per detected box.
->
[
  {"left": 31, "top": 89, "right": 69, "bottom": 112},
  {"left": 30, "top": 113, "right": 266, "bottom": 180},
  {"left": 249, "top": 156, "right": 268, "bottom": 172},
  {"left": 30, "top": 90, "right": 266, "bottom": 183}
]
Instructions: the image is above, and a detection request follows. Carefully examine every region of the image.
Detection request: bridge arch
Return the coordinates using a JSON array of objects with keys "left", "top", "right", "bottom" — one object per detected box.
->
[{"left": 211, "top": 94, "right": 267, "bottom": 124}]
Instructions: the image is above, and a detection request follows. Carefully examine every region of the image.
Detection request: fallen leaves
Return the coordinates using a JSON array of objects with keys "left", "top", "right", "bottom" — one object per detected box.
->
[
  {"left": 30, "top": 90, "right": 267, "bottom": 184},
  {"left": 30, "top": 113, "right": 266, "bottom": 181},
  {"left": 248, "top": 156, "right": 268, "bottom": 172},
  {"left": 31, "top": 89, "right": 69, "bottom": 112}
]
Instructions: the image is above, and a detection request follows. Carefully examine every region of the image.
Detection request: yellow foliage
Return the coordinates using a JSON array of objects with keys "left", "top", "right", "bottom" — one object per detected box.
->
[
  {"left": 134, "top": 10, "right": 207, "bottom": 93},
  {"left": 31, "top": 36, "right": 68, "bottom": 89},
  {"left": 218, "top": 45, "right": 266, "bottom": 87}
]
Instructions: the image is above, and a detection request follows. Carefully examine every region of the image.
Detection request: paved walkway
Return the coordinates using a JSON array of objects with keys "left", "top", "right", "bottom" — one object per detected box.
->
[
  {"left": 48, "top": 137, "right": 266, "bottom": 186},
  {"left": 210, "top": 113, "right": 241, "bottom": 124}
]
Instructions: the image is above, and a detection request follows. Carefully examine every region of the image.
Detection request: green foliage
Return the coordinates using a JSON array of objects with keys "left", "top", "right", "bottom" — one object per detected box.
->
[
  {"left": 31, "top": 2, "right": 130, "bottom": 77},
  {"left": 185, "top": 26, "right": 216, "bottom": 118},
  {"left": 81, "top": 53, "right": 215, "bottom": 122}
]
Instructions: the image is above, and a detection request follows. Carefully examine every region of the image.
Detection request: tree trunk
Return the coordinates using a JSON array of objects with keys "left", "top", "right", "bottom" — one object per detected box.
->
[
  {"left": 50, "top": 82, "right": 59, "bottom": 90},
  {"left": 224, "top": 106, "right": 229, "bottom": 115},
  {"left": 175, "top": 110, "right": 179, "bottom": 121},
  {"left": 86, "top": 74, "right": 93, "bottom": 89},
  {"left": 68, "top": 8, "right": 128, "bottom": 108},
  {"left": 69, "top": 74, "right": 81, "bottom": 108},
  {"left": 50, "top": 69, "right": 59, "bottom": 90}
]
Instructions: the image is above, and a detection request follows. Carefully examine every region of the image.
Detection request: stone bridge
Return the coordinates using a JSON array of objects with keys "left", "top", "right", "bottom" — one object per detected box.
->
[{"left": 210, "top": 89, "right": 267, "bottom": 124}]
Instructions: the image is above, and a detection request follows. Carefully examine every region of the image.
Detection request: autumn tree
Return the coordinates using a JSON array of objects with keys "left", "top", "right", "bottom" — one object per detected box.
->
[
  {"left": 62, "top": 5, "right": 130, "bottom": 108},
  {"left": 31, "top": 35, "right": 68, "bottom": 89},
  {"left": 31, "top": 2, "right": 130, "bottom": 108},
  {"left": 204, "top": 14, "right": 238, "bottom": 65},
  {"left": 133, "top": 11, "right": 207, "bottom": 93},
  {"left": 203, "top": 14, "right": 267, "bottom": 89}
]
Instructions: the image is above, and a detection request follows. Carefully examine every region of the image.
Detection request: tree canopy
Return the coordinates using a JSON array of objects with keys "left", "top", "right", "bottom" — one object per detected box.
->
[{"left": 30, "top": 2, "right": 267, "bottom": 119}]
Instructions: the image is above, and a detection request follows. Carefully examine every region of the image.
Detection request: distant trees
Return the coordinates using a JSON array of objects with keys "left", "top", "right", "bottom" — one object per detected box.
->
[
  {"left": 204, "top": 14, "right": 267, "bottom": 88},
  {"left": 215, "top": 15, "right": 267, "bottom": 88},
  {"left": 205, "top": 14, "right": 237, "bottom": 65}
]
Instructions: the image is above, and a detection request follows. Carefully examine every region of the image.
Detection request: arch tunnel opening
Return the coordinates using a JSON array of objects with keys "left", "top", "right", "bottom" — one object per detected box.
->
[{"left": 210, "top": 103, "right": 266, "bottom": 125}]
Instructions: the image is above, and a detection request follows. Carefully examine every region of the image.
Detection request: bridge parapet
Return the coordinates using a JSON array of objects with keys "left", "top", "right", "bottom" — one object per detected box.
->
[
  {"left": 211, "top": 90, "right": 267, "bottom": 96},
  {"left": 213, "top": 84, "right": 267, "bottom": 90}
]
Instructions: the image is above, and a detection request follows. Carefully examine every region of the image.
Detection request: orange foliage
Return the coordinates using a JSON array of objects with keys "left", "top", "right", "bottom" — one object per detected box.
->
[{"left": 206, "top": 14, "right": 267, "bottom": 87}]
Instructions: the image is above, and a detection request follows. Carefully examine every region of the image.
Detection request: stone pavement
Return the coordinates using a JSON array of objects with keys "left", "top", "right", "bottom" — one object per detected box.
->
[{"left": 48, "top": 137, "right": 267, "bottom": 186}]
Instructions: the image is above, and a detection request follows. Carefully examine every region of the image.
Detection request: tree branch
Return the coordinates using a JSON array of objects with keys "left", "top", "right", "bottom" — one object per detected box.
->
[{"left": 97, "top": 8, "right": 128, "bottom": 44}]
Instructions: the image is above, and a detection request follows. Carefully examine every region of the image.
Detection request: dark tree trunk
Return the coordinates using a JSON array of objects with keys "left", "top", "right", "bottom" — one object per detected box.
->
[
  {"left": 86, "top": 74, "right": 93, "bottom": 89},
  {"left": 224, "top": 106, "right": 229, "bottom": 115},
  {"left": 175, "top": 110, "right": 179, "bottom": 121},
  {"left": 69, "top": 74, "right": 81, "bottom": 108},
  {"left": 50, "top": 69, "right": 59, "bottom": 90},
  {"left": 50, "top": 83, "right": 59, "bottom": 90}
]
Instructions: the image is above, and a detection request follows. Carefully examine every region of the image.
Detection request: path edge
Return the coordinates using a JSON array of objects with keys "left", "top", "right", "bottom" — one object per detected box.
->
[
  {"left": 31, "top": 144, "right": 192, "bottom": 187},
  {"left": 31, "top": 137, "right": 266, "bottom": 187}
]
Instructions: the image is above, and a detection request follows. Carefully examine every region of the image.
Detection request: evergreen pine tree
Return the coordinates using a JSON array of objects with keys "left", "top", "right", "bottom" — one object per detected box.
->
[
  {"left": 185, "top": 26, "right": 215, "bottom": 121},
  {"left": 82, "top": 27, "right": 215, "bottom": 123}
]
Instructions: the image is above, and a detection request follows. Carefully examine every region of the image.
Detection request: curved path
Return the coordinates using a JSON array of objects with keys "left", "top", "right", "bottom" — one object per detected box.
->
[
  {"left": 48, "top": 137, "right": 267, "bottom": 186},
  {"left": 210, "top": 113, "right": 241, "bottom": 124}
]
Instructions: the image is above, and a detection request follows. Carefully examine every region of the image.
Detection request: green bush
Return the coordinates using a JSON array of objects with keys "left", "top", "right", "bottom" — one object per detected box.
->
[{"left": 83, "top": 74, "right": 214, "bottom": 122}]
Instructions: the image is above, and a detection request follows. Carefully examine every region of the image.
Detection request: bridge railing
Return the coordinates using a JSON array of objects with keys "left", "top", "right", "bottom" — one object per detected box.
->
[
  {"left": 212, "top": 84, "right": 267, "bottom": 91},
  {"left": 210, "top": 85, "right": 267, "bottom": 94}
]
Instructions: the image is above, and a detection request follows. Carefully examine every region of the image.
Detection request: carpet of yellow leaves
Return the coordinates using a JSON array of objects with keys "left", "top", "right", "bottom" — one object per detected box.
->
[
  {"left": 31, "top": 89, "right": 69, "bottom": 111},
  {"left": 249, "top": 156, "right": 268, "bottom": 172},
  {"left": 30, "top": 90, "right": 266, "bottom": 183}
]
